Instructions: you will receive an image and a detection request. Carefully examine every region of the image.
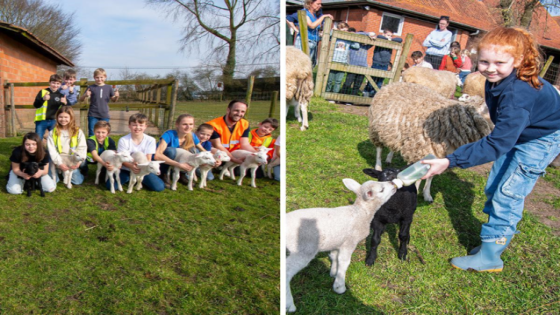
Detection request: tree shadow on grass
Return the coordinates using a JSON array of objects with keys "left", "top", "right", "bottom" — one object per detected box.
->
[
  {"left": 356, "top": 140, "right": 483, "bottom": 252},
  {"left": 290, "top": 252, "right": 384, "bottom": 315}
]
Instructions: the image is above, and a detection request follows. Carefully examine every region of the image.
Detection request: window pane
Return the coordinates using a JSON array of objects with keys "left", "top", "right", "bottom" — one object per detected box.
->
[{"left": 381, "top": 16, "right": 399, "bottom": 33}]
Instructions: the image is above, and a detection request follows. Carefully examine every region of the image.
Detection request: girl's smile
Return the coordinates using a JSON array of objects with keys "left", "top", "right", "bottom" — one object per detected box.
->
[
  {"left": 178, "top": 118, "right": 194, "bottom": 135},
  {"left": 57, "top": 112, "right": 71, "bottom": 127},
  {"left": 24, "top": 139, "right": 38, "bottom": 154},
  {"left": 477, "top": 47, "right": 519, "bottom": 83}
]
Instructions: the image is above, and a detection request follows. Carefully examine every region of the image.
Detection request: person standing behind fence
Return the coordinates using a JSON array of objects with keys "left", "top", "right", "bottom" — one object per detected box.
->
[
  {"left": 439, "top": 46, "right": 463, "bottom": 73},
  {"left": 364, "top": 30, "right": 403, "bottom": 97},
  {"left": 59, "top": 69, "right": 79, "bottom": 106},
  {"left": 423, "top": 16, "right": 452, "bottom": 69},
  {"left": 411, "top": 51, "right": 434, "bottom": 69},
  {"left": 79, "top": 68, "right": 119, "bottom": 137},
  {"left": 294, "top": 0, "right": 333, "bottom": 67},
  {"left": 458, "top": 49, "right": 473, "bottom": 84},
  {"left": 325, "top": 22, "right": 352, "bottom": 95},
  {"left": 341, "top": 28, "right": 373, "bottom": 98},
  {"left": 33, "top": 74, "right": 67, "bottom": 140}
]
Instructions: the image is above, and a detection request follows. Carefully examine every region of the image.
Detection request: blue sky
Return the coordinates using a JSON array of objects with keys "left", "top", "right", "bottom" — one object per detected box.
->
[{"left": 44, "top": 0, "right": 200, "bottom": 79}]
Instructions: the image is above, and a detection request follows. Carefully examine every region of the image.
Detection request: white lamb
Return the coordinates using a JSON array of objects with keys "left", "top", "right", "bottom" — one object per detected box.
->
[
  {"left": 286, "top": 46, "right": 314, "bottom": 131},
  {"left": 95, "top": 150, "right": 134, "bottom": 194},
  {"left": 127, "top": 151, "right": 165, "bottom": 194},
  {"left": 219, "top": 149, "right": 270, "bottom": 188},
  {"left": 57, "top": 150, "right": 85, "bottom": 189},
  {"left": 286, "top": 178, "right": 397, "bottom": 313},
  {"left": 168, "top": 149, "right": 216, "bottom": 191},
  {"left": 196, "top": 150, "right": 230, "bottom": 189}
]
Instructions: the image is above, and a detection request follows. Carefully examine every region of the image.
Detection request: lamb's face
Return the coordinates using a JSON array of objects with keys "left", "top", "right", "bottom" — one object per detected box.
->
[
  {"left": 147, "top": 161, "right": 165, "bottom": 176},
  {"left": 117, "top": 151, "right": 134, "bottom": 163},
  {"left": 22, "top": 162, "right": 40, "bottom": 176},
  {"left": 253, "top": 151, "right": 269, "bottom": 165},
  {"left": 215, "top": 151, "right": 230, "bottom": 162},
  {"left": 361, "top": 181, "right": 397, "bottom": 205},
  {"left": 363, "top": 168, "right": 399, "bottom": 182},
  {"left": 197, "top": 151, "right": 216, "bottom": 165}
]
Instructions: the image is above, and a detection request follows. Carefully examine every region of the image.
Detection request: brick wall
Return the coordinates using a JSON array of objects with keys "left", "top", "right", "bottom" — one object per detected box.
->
[
  {"left": 324, "top": 7, "right": 473, "bottom": 68},
  {"left": 0, "top": 32, "right": 59, "bottom": 137}
]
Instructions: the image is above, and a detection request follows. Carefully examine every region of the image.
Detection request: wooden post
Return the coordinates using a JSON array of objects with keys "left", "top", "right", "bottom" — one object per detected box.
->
[
  {"left": 10, "top": 83, "right": 16, "bottom": 137},
  {"left": 393, "top": 34, "right": 414, "bottom": 82},
  {"left": 167, "top": 80, "right": 178, "bottom": 129},
  {"left": 155, "top": 86, "right": 162, "bottom": 130},
  {"left": 314, "top": 17, "right": 332, "bottom": 96},
  {"left": 80, "top": 108, "right": 88, "bottom": 135},
  {"left": 540, "top": 55, "right": 554, "bottom": 77},
  {"left": 246, "top": 76, "right": 255, "bottom": 112},
  {"left": 165, "top": 84, "right": 173, "bottom": 128},
  {"left": 269, "top": 91, "right": 278, "bottom": 118},
  {"left": 297, "top": 10, "right": 309, "bottom": 55}
]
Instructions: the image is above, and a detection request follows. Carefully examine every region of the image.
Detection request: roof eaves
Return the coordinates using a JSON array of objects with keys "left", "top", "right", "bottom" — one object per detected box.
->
[{"left": 0, "top": 21, "right": 74, "bottom": 67}]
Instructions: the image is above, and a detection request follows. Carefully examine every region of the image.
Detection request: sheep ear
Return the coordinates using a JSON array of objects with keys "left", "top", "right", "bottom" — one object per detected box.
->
[
  {"left": 154, "top": 161, "right": 165, "bottom": 164},
  {"left": 363, "top": 169, "right": 380, "bottom": 179},
  {"left": 343, "top": 178, "right": 360, "bottom": 194},
  {"left": 138, "top": 163, "right": 149, "bottom": 166}
]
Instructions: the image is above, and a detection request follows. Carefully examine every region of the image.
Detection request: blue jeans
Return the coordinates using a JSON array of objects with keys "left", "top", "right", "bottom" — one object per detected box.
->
[
  {"left": 105, "top": 169, "right": 165, "bottom": 192},
  {"left": 88, "top": 117, "right": 110, "bottom": 137},
  {"left": 295, "top": 36, "right": 318, "bottom": 67},
  {"left": 53, "top": 161, "right": 86, "bottom": 185},
  {"left": 273, "top": 165, "right": 280, "bottom": 181},
  {"left": 326, "top": 71, "right": 345, "bottom": 93},
  {"left": 342, "top": 73, "right": 365, "bottom": 95},
  {"left": 480, "top": 129, "right": 560, "bottom": 241},
  {"left": 365, "top": 63, "right": 389, "bottom": 96},
  {"left": 459, "top": 71, "right": 471, "bottom": 85},
  {"left": 160, "top": 147, "right": 177, "bottom": 175},
  {"left": 35, "top": 119, "right": 56, "bottom": 139}
]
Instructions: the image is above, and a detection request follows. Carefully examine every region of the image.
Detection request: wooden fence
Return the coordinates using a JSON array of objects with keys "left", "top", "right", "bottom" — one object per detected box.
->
[{"left": 2, "top": 78, "right": 178, "bottom": 137}]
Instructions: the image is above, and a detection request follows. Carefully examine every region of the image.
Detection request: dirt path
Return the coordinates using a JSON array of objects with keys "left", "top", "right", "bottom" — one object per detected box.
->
[{"left": 339, "top": 104, "right": 560, "bottom": 235}]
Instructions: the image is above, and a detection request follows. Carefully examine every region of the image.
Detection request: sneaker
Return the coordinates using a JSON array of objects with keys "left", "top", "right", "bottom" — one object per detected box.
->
[
  {"left": 328, "top": 100, "right": 335, "bottom": 104},
  {"left": 345, "top": 103, "right": 353, "bottom": 106}
]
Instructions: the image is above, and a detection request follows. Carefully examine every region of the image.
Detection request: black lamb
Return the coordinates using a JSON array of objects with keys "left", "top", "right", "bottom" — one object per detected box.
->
[
  {"left": 20, "top": 162, "right": 46, "bottom": 197},
  {"left": 363, "top": 167, "right": 418, "bottom": 266}
]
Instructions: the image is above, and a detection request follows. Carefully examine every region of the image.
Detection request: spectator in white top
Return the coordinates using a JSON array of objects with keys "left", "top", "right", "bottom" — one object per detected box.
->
[
  {"left": 422, "top": 16, "right": 452, "bottom": 69},
  {"left": 411, "top": 51, "right": 434, "bottom": 69}
]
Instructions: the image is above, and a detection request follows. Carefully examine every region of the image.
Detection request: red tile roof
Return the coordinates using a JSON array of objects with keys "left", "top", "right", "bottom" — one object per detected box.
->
[{"left": 0, "top": 21, "right": 74, "bottom": 66}]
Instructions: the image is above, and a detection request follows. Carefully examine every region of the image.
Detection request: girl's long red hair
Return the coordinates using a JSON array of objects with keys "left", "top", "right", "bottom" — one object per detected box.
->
[{"left": 478, "top": 27, "right": 543, "bottom": 89}]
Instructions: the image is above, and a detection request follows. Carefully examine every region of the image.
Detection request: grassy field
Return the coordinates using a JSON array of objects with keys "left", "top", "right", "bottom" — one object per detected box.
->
[
  {"left": 286, "top": 98, "right": 560, "bottom": 314},
  {"left": 0, "top": 136, "right": 280, "bottom": 313}
]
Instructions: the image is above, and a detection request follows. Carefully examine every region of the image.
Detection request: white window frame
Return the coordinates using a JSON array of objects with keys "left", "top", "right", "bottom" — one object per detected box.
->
[{"left": 379, "top": 12, "right": 404, "bottom": 36}]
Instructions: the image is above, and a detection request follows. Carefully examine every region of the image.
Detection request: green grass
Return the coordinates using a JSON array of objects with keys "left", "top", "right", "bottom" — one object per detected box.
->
[
  {"left": 0, "top": 136, "right": 279, "bottom": 313},
  {"left": 286, "top": 97, "right": 560, "bottom": 314}
]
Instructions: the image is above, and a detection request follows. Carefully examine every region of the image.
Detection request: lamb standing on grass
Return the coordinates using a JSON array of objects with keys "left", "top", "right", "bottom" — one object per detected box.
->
[
  {"left": 286, "top": 46, "right": 314, "bottom": 131},
  {"left": 219, "top": 149, "right": 270, "bottom": 188},
  {"left": 286, "top": 179, "right": 397, "bottom": 313},
  {"left": 57, "top": 150, "right": 85, "bottom": 189},
  {"left": 96, "top": 150, "right": 134, "bottom": 193},
  {"left": 196, "top": 150, "right": 230, "bottom": 189},
  {"left": 168, "top": 149, "right": 216, "bottom": 191},
  {"left": 127, "top": 151, "right": 165, "bottom": 194},
  {"left": 402, "top": 66, "right": 461, "bottom": 99},
  {"left": 368, "top": 82, "right": 492, "bottom": 202}
]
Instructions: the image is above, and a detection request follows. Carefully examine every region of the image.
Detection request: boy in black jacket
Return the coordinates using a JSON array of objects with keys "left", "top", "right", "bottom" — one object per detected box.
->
[{"left": 33, "top": 74, "right": 67, "bottom": 139}]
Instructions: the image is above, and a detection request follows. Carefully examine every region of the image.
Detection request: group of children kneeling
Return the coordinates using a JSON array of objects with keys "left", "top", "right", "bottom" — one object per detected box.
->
[{"left": 7, "top": 106, "right": 280, "bottom": 195}]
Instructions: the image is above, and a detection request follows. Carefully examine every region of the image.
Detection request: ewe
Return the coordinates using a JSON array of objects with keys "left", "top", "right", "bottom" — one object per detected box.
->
[
  {"left": 286, "top": 46, "right": 314, "bottom": 131},
  {"left": 368, "top": 82, "right": 492, "bottom": 202},
  {"left": 286, "top": 179, "right": 396, "bottom": 313}
]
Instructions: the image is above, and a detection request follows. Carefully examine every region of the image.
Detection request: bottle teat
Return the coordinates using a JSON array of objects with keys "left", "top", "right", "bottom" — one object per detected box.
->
[{"left": 392, "top": 178, "right": 404, "bottom": 189}]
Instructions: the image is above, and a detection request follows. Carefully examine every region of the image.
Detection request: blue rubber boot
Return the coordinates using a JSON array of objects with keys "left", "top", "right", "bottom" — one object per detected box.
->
[
  {"left": 468, "top": 235, "right": 514, "bottom": 255},
  {"left": 451, "top": 236, "right": 513, "bottom": 272}
]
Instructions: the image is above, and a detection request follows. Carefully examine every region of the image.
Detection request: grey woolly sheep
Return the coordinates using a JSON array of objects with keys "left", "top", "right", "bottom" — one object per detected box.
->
[
  {"left": 402, "top": 66, "right": 459, "bottom": 99},
  {"left": 286, "top": 46, "right": 314, "bottom": 131},
  {"left": 461, "top": 71, "right": 486, "bottom": 99},
  {"left": 368, "top": 82, "right": 492, "bottom": 202}
]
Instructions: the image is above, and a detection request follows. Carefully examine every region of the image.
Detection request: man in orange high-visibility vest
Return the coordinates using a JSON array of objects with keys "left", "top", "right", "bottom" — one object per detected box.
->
[{"left": 206, "top": 100, "right": 253, "bottom": 164}]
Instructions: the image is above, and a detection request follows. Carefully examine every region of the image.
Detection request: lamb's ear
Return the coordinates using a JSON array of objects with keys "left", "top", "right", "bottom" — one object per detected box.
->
[
  {"left": 343, "top": 178, "right": 360, "bottom": 194},
  {"left": 153, "top": 161, "right": 165, "bottom": 164},
  {"left": 363, "top": 169, "right": 381, "bottom": 179},
  {"left": 137, "top": 163, "right": 149, "bottom": 166}
]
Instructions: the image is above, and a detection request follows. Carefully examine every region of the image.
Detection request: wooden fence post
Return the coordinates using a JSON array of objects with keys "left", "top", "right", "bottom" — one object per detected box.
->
[
  {"left": 165, "top": 83, "right": 173, "bottom": 129},
  {"left": 269, "top": 91, "right": 278, "bottom": 118},
  {"left": 393, "top": 34, "right": 414, "bottom": 82},
  {"left": 297, "top": 10, "right": 309, "bottom": 55},
  {"left": 314, "top": 17, "right": 332, "bottom": 96},
  {"left": 167, "top": 80, "right": 178, "bottom": 129},
  {"left": 10, "top": 83, "right": 16, "bottom": 137},
  {"left": 246, "top": 76, "right": 255, "bottom": 112},
  {"left": 540, "top": 55, "right": 554, "bottom": 77},
  {"left": 155, "top": 85, "right": 162, "bottom": 130}
]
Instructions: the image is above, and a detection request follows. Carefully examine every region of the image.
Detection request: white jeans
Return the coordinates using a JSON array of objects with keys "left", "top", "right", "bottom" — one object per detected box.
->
[{"left": 6, "top": 170, "right": 56, "bottom": 194}]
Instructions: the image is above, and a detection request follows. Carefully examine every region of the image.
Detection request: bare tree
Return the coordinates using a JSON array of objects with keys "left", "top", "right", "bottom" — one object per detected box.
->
[
  {"left": 0, "top": 0, "right": 82, "bottom": 61},
  {"left": 146, "top": 0, "right": 279, "bottom": 92}
]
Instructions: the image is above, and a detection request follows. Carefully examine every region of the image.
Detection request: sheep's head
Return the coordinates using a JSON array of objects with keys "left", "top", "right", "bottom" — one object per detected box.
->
[
  {"left": 116, "top": 150, "right": 134, "bottom": 163},
  {"left": 459, "top": 94, "right": 493, "bottom": 129},
  {"left": 138, "top": 161, "right": 165, "bottom": 176},
  {"left": 213, "top": 150, "right": 230, "bottom": 162},
  {"left": 343, "top": 178, "right": 396, "bottom": 206},
  {"left": 196, "top": 151, "right": 217, "bottom": 166},
  {"left": 70, "top": 149, "right": 85, "bottom": 163},
  {"left": 362, "top": 167, "right": 400, "bottom": 182},
  {"left": 252, "top": 151, "right": 269, "bottom": 165}
]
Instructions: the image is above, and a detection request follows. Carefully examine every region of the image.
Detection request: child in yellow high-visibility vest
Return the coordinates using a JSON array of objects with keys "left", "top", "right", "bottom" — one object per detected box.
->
[
  {"left": 248, "top": 118, "right": 279, "bottom": 160},
  {"left": 47, "top": 106, "right": 87, "bottom": 186}
]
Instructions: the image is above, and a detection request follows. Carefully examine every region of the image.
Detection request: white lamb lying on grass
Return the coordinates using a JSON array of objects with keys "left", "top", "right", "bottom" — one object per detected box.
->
[
  {"left": 286, "top": 179, "right": 397, "bottom": 313},
  {"left": 218, "top": 148, "right": 271, "bottom": 188},
  {"left": 167, "top": 149, "right": 216, "bottom": 191},
  {"left": 57, "top": 149, "right": 85, "bottom": 189},
  {"left": 127, "top": 152, "right": 165, "bottom": 194},
  {"left": 95, "top": 150, "right": 134, "bottom": 193}
]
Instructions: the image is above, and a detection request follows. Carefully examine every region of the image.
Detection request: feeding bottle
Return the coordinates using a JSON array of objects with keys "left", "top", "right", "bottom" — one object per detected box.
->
[{"left": 392, "top": 154, "right": 437, "bottom": 188}]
